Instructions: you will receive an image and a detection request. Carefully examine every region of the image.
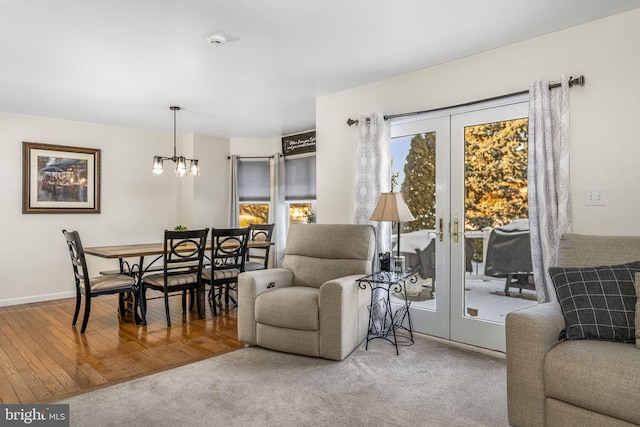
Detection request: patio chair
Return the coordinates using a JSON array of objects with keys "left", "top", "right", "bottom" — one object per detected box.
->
[
  {"left": 484, "top": 219, "right": 534, "bottom": 296},
  {"left": 414, "top": 237, "right": 474, "bottom": 296}
]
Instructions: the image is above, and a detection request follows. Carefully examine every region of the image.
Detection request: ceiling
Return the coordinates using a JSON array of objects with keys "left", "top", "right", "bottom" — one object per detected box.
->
[{"left": 1, "top": 1, "right": 639, "bottom": 139}]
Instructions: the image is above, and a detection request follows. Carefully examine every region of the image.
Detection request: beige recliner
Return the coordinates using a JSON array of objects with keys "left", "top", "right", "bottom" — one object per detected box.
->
[{"left": 237, "top": 223, "right": 376, "bottom": 360}]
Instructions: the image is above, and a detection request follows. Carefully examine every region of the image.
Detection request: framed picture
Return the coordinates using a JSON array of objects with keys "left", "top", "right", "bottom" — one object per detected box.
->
[
  {"left": 393, "top": 256, "right": 406, "bottom": 274},
  {"left": 22, "top": 142, "right": 101, "bottom": 214}
]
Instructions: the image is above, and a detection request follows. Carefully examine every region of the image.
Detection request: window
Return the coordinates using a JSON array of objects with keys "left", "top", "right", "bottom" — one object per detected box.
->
[
  {"left": 285, "top": 155, "right": 316, "bottom": 224},
  {"left": 236, "top": 155, "right": 317, "bottom": 227},
  {"left": 238, "top": 159, "right": 270, "bottom": 227}
]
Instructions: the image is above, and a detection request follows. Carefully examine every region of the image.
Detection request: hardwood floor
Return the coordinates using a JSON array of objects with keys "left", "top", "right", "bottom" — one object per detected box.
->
[{"left": 0, "top": 293, "right": 243, "bottom": 404}]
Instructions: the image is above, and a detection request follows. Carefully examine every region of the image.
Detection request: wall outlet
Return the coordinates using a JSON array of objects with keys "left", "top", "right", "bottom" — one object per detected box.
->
[{"left": 585, "top": 187, "right": 607, "bottom": 206}]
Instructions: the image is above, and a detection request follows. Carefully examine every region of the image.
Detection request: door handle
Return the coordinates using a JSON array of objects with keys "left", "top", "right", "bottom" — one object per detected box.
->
[
  {"left": 453, "top": 213, "right": 459, "bottom": 243},
  {"left": 438, "top": 214, "right": 444, "bottom": 242}
]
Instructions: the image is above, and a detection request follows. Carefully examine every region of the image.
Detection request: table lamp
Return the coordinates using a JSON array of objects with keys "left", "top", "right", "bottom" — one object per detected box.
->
[{"left": 369, "top": 192, "right": 416, "bottom": 259}]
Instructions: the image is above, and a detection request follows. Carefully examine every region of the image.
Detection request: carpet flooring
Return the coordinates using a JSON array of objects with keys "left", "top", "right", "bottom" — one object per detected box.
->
[{"left": 60, "top": 334, "right": 508, "bottom": 426}]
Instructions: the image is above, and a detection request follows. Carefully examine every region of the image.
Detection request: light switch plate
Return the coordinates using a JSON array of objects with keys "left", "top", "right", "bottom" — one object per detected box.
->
[{"left": 585, "top": 187, "right": 607, "bottom": 206}]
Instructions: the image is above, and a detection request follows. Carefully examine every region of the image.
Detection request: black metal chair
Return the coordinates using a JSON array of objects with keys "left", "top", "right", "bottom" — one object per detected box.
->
[
  {"left": 244, "top": 223, "right": 275, "bottom": 271},
  {"left": 202, "top": 227, "right": 250, "bottom": 315},
  {"left": 62, "top": 229, "right": 144, "bottom": 333},
  {"left": 414, "top": 236, "right": 474, "bottom": 297},
  {"left": 141, "top": 228, "right": 209, "bottom": 326}
]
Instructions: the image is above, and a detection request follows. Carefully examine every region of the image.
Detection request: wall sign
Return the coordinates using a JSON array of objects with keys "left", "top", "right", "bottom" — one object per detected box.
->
[{"left": 282, "top": 131, "right": 316, "bottom": 157}]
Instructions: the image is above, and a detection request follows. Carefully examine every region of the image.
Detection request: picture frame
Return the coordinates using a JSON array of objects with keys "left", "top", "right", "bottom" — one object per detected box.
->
[
  {"left": 393, "top": 256, "right": 406, "bottom": 274},
  {"left": 22, "top": 142, "right": 101, "bottom": 214}
]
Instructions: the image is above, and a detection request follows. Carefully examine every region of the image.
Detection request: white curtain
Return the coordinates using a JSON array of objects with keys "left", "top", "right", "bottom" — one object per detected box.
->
[
  {"left": 353, "top": 113, "right": 391, "bottom": 267},
  {"left": 228, "top": 155, "right": 240, "bottom": 228},
  {"left": 528, "top": 75, "right": 572, "bottom": 303},
  {"left": 270, "top": 153, "right": 286, "bottom": 267}
]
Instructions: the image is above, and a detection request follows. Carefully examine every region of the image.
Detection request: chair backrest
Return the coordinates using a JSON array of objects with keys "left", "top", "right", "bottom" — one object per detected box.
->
[
  {"left": 211, "top": 227, "right": 250, "bottom": 273},
  {"left": 282, "top": 224, "right": 376, "bottom": 288},
  {"left": 162, "top": 228, "right": 209, "bottom": 284},
  {"left": 247, "top": 223, "right": 275, "bottom": 268},
  {"left": 557, "top": 233, "right": 640, "bottom": 268},
  {"left": 62, "top": 229, "right": 90, "bottom": 291}
]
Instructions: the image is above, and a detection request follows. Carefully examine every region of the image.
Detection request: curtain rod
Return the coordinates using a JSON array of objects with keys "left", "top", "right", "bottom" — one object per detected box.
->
[
  {"left": 227, "top": 155, "right": 278, "bottom": 159},
  {"left": 346, "top": 75, "right": 585, "bottom": 127}
]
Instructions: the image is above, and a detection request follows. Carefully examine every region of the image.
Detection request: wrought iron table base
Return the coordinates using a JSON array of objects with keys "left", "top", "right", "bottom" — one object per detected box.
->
[{"left": 358, "top": 271, "right": 416, "bottom": 355}]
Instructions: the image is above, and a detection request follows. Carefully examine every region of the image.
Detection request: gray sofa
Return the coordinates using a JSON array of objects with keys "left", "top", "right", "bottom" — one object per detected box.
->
[
  {"left": 506, "top": 233, "right": 640, "bottom": 426},
  {"left": 237, "top": 223, "right": 375, "bottom": 361}
]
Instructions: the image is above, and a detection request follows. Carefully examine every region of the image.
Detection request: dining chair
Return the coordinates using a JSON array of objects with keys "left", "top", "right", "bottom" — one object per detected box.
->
[
  {"left": 141, "top": 228, "right": 209, "bottom": 327},
  {"left": 202, "top": 227, "right": 250, "bottom": 315},
  {"left": 244, "top": 223, "right": 275, "bottom": 271},
  {"left": 62, "top": 229, "right": 144, "bottom": 333}
]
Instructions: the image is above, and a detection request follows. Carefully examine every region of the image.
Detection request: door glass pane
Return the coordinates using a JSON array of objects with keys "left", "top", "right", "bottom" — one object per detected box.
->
[
  {"left": 463, "top": 118, "right": 537, "bottom": 322},
  {"left": 390, "top": 132, "right": 437, "bottom": 310}
]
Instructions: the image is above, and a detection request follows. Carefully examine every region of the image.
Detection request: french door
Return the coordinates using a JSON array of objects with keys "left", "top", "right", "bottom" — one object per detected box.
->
[{"left": 390, "top": 97, "right": 530, "bottom": 352}]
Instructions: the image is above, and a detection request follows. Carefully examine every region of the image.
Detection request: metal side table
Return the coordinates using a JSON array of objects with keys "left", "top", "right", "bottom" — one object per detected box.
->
[{"left": 357, "top": 270, "right": 417, "bottom": 355}]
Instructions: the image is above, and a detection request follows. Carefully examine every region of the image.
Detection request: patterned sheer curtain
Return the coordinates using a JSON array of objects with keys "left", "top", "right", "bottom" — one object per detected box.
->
[
  {"left": 270, "top": 153, "right": 286, "bottom": 267},
  {"left": 228, "top": 155, "right": 240, "bottom": 228},
  {"left": 528, "top": 75, "right": 572, "bottom": 303},
  {"left": 353, "top": 113, "right": 391, "bottom": 266}
]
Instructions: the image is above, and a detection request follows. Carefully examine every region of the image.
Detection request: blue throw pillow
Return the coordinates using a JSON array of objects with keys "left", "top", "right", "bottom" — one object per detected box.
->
[{"left": 549, "top": 261, "right": 640, "bottom": 342}]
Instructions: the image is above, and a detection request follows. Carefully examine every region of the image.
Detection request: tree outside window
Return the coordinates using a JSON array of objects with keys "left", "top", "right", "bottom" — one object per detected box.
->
[{"left": 239, "top": 203, "right": 269, "bottom": 227}]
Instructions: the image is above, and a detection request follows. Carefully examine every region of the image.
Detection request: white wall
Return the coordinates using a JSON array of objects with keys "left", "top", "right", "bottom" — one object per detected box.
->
[
  {"left": 316, "top": 9, "right": 640, "bottom": 236},
  {"left": 0, "top": 112, "right": 230, "bottom": 304},
  {"left": 194, "top": 134, "right": 231, "bottom": 228},
  {"left": 230, "top": 137, "right": 281, "bottom": 157}
]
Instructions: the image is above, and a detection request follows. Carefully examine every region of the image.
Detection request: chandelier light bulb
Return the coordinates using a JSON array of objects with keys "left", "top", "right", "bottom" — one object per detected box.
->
[
  {"left": 175, "top": 156, "right": 187, "bottom": 177},
  {"left": 189, "top": 159, "right": 200, "bottom": 176},
  {"left": 152, "top": 156, "right": 165, "bottom": 175}
]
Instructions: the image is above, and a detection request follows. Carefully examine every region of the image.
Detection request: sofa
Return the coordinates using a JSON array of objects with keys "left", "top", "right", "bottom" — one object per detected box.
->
[
  {"left": 237, "top": 223, "right": 375, "bottom": 361},
  {"left": 506, "top": 233, "right": 640, "bottom": 426}
]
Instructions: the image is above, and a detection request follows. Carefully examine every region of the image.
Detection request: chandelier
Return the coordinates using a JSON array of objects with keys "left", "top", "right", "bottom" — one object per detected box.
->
[{"left": 152, "top": 106, "right": 200, "bottom": 177}]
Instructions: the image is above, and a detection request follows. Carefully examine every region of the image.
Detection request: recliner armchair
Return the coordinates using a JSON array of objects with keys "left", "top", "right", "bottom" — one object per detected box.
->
[{"left": 237, "top": 223, "right": 376, "bottom": 360}]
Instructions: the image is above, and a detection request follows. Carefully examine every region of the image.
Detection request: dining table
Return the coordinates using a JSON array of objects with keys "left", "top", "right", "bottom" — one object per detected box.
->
[
  {"left": 85, "top": 239, "right": 272, "bottom": 271},
  {"left": 84, "top": 239, "right": 274, "bottom": 324}
]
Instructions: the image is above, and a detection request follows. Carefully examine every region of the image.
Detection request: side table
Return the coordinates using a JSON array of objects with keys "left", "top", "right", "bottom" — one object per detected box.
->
[{"left": 357, "top": 270, "right": 417, "bottom": 355}]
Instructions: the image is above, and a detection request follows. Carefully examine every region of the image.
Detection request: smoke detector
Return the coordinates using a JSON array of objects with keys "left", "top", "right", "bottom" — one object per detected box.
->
[{"left": 206, "top": 34, "right": 226, "bottom": 45}]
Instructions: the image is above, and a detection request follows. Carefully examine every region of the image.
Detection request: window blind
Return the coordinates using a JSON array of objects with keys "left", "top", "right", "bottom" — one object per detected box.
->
[
  {"left": 285, "top": 155, "right": 316, "bottom": 200},
  {"left": 238, "top": 160, "right": 270, "bottom": 202}
]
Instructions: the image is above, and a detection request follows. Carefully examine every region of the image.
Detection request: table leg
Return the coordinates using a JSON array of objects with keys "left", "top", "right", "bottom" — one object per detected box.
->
[{"left": 116, "top": 256, "right": 147, "bottom": 325}]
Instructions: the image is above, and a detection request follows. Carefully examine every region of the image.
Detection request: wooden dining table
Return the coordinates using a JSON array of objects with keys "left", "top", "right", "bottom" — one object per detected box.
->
[
  {"left": 84, "top": 239, "right": 273, "bottom": 324},
  {"left": 85, "top": 240, "right": 272, "bottom": 273},
  {"left": 85, "top": 240, "right": 272, "bottom": 260}
]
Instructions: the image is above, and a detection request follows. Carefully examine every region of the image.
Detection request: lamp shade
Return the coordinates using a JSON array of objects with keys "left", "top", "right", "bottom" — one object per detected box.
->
[
  {"left": 369, "top": 192, "right": 415, "bottom": 222},
  {"left": 152, "top": 156, "right": 164, "bottom": 175}
]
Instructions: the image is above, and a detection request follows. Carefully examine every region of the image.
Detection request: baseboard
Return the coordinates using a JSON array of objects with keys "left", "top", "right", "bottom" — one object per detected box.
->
[
  {"left": 414, "top": 331, "right": 506, "bottom": 359},
  {"left": 0, "top": 291, "right": 75, "bottom": 307}
]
